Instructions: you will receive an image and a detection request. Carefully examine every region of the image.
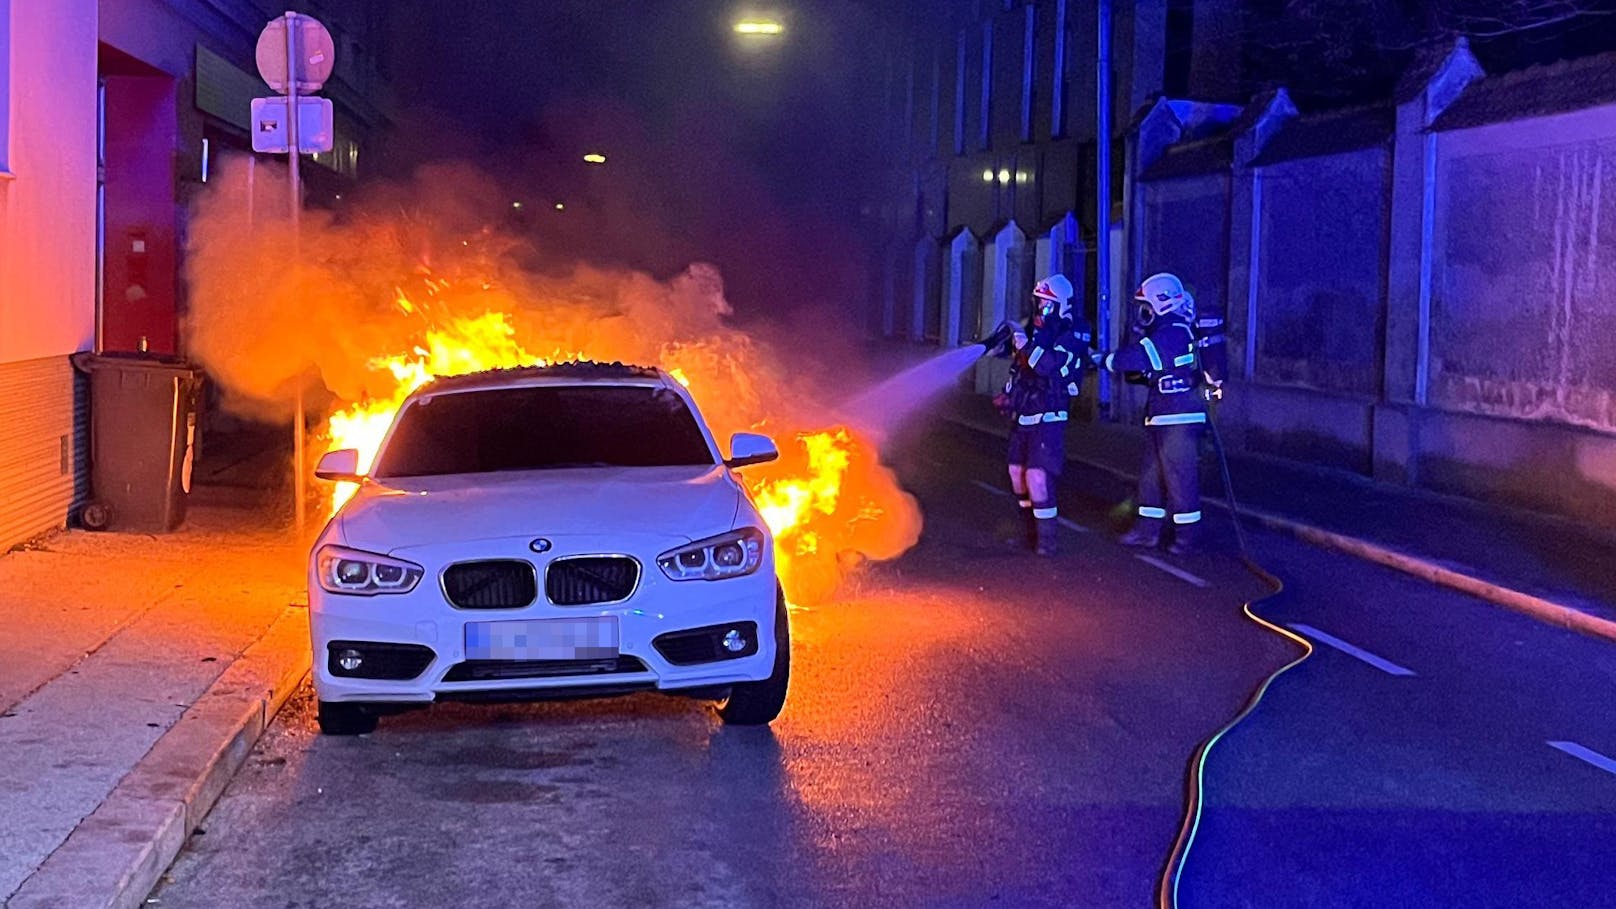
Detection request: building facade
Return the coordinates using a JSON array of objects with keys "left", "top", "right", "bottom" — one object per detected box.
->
[
  {"left": 0, "top": 1, "right": 100, "bottom": 550},
  {"left": 98, "top": 0, "right": 395, "bottom": 356},
  {"left": 871, "top": 0, "right": 1240, "bottom": 333},
  {"left": 878, "top": 5, "right": 1616, "bottom": 527},
  {"left": 871, "top": 0, "right": 1239, "bottom": 397},
  {"left": 0, "top": 1, "right": 395, "bottom": 549}
]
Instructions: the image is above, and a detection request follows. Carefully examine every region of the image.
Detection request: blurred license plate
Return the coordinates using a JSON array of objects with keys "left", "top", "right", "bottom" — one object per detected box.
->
[{"left": 465, "top": 618, "right": 619, "bottom": 660}]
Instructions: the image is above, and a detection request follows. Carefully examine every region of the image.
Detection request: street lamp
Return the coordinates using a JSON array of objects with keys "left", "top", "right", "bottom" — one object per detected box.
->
[
  {"left": 734, "top": 19, "right": 784, "bottom": 35},
  {"left": 583, "top": 153, "right": 607, "bottom": 164}
]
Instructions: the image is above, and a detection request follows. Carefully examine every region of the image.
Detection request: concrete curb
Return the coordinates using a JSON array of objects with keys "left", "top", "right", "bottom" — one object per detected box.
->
[
  {"left": 6, "top": 607, "right": 310, "bottom": 909},
  {"left": 943, "top": 413, "right": 1616, "bottom": 647},
  {"left": 1240, "top": 510, "right": 1616, "bottom": 646}
]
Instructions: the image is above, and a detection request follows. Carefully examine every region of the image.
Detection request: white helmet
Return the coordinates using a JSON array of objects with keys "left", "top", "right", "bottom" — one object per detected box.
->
[
  {"left": 1032, "top": 274, "right": 1074, "bottom": 319},
  {"left": 1135, "top": 272, "right": 1193, "bottom": 318}
]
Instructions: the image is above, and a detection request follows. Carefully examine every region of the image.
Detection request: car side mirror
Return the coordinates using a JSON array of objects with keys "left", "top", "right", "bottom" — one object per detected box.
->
[
  {"left": 315, "top": 448, "right": 364, "bottom": 483},
  {"left": 726, "top": 432, "right": 779, "bottom": 469}
]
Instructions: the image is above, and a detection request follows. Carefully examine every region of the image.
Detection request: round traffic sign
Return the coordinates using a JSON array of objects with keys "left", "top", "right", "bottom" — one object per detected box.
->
[{"left": 256, "top": 14, "right": 336, "bottom": 94}]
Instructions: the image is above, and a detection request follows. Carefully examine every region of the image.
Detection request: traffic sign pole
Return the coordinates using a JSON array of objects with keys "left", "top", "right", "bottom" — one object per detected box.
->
[
  {"left": 255, "top": 9, "right": 334, "bottom": 537},
  {"left": 284, "top": 11, "right": 308, "bottom": 537}
]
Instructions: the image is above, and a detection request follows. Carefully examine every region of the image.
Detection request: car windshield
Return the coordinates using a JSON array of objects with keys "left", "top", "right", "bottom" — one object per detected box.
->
[{"left": 373, "top": 384, "right": 715, "bottom": 478}]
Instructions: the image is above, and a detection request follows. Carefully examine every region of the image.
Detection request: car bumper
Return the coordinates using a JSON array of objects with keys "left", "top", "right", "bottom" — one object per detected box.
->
[{"left": 309, "top": 571, "right": 779, "bottom": 704}]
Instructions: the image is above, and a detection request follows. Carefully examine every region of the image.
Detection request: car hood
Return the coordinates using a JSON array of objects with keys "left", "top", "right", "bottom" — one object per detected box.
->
[{"left": 336, "top": 465, "right": 744, "bottom": 553}]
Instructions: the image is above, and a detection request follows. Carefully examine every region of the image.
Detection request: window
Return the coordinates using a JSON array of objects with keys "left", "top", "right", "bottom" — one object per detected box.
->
[
  {"left": 929, "top": 50, "right": 941, "bottom": 153},
  {"left": 1165, "top": 0, "right": 1195, "bottom": 96},
  {"left": 1051, "top": 0, "right": 1069, "bottom": 138},
  {"left": 979, "top": 20, "right": 992, "bottom": 151},
  {"left": 954, "top": 31, "right": 967, "bottom": 155},
  {"left": 1020, "top": 4, "right": 1035, "bottom": 142},
  {"left": 375, "top": 385, "right": 716, "bottom": 478},
  {"left": 1, "top": 0, "right": 11, "bottom": 176},
  {"left": 901, "top": 56, "right": 915, "bottom": 154}
]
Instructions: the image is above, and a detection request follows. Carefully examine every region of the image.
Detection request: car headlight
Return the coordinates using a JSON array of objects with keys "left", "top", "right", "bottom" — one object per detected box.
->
[
  {"left": 658, "top": 528, "right": 766, "bottom": 581},
  {"left": 315, "top": 545, "right": 424, "bottom": 596}
]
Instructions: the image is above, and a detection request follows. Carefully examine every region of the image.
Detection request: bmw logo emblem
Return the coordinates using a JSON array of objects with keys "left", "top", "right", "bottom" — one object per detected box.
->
[{"left": 529, "top": 538, "right": 553, "bottom": 553}]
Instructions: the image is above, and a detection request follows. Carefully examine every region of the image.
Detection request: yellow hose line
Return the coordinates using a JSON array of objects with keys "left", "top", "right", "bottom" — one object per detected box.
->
[{"left": 1156, "top": 559, "right": 1314, "bottom": 909}]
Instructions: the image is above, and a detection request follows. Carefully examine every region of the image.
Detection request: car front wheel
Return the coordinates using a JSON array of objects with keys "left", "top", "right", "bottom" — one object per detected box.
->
[
  {"left": 718, "top": 590, "right": 790, "bottom": 726},
  {"left": 317, "top": 700, "right": 379, "bottom": 736}
]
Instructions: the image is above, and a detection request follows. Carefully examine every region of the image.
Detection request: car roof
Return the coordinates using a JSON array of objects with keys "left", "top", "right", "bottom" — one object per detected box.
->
[{"left": 409, "top": 362, "right": 674, "bottom": 399}]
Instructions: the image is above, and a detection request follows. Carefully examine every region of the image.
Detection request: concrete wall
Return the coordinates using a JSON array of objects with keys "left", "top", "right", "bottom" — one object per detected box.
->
[
  {"left": 1120, "top": 45, "right": 1616, "bottom": 528},
  {"left": 1132, "top": 171, "right": 1229, "bottom": 423},
  {"left": 1253, "top": 148, "right": 1388, "bottom": 396},
  {"left": 1430, "top": 104, "right": 1616, "bottom": 435},
  {"left": 1140, "top": 174, "right": 1230, "bottom": 315}
]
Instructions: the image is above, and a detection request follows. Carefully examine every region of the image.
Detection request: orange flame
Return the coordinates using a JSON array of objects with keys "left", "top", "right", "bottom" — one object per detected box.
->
[
  {"left": 322, "top": 283, "right": 919, "bottom": 601},
  {"left": 180, "top": 158, "right": 922, "bottom": 602}
]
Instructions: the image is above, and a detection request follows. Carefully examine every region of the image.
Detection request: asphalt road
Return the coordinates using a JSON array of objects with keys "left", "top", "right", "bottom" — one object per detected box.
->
[
  {"left": 148, "top": 421, "right": 1292, "bottom": 909},
  {"left": 147, "top": 420, "right": 1616, "bottom": 908},
  {"left": 1177, "top": 531, "right": 1616, "bottom": 908}
]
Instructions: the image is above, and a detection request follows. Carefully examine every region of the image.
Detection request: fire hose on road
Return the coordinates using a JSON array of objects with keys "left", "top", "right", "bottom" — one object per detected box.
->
[{"left": 1155, "top": 408, "right": 1314, "bottom": 909}]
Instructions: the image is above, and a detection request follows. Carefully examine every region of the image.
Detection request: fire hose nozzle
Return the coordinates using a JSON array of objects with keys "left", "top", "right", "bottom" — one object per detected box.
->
[{"left": 979, "top": 322, "right": 1016, "bottom": 353}]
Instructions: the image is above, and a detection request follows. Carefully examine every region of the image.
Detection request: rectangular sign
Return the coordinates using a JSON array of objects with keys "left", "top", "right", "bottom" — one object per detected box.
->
[{"left": 250, "top": 96, "right": 335, "bottom": 154}]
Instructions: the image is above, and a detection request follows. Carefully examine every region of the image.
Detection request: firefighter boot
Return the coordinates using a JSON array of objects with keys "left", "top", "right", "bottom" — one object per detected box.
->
[
  {"left": 1167, "top": 521, "right": 1202, "bottom": 556},
  {"left": 1020, "top": 498, "right": 1038, "bottom": 549},
  {"left": 1118, "top": 519, "right": 1162, "bottom": 548},
  {"left": 1033, "top": 500, "right": 1059, "bottom": 557}
]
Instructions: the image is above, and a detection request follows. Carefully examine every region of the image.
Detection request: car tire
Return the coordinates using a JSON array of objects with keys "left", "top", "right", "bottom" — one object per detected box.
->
[
  {"left": 718, "top": 589, "right": 790, "bottom": 726},
  {"left": 317, "top": 700, "right": 379, "bottom": 736}
]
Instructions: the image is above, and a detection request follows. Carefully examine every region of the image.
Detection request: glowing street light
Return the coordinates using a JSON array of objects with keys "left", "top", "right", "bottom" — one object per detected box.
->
[
  {"left": 583, "top": 153, "right": 607, "bottom": 164},
  {"left": 734, "top": 19, "right": 784, "bottom": 35}
]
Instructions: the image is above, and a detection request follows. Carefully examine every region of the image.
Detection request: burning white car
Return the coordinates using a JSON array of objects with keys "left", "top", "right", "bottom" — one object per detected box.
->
[{"left": 307, "top": 362, "right": 789, "bottom": 734}]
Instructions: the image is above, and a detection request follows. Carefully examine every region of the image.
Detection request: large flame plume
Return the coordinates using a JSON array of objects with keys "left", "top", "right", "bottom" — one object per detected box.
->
[{"left": 185, "top": 159, "right": 920, "bottom": 602}]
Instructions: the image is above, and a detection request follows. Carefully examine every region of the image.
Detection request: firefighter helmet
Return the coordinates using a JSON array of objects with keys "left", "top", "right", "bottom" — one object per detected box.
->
[
  {"left": 1032, "top": 274, "right": 1074, "bottom": 319},
  {"left": 1135, "top": 272, "right": 1192, "bottom": 318}
]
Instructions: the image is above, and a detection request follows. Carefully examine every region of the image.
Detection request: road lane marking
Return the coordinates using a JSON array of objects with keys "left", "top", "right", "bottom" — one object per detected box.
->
[
  {"left": 1548, "top": 741, "right": 1616, "bottom": 776},
  {"left": 1287, "top": 623, "right": 1416, "bottom": 676},
  {"left": 969, "top": 479, "right": 1087, "bottom": 531},
  {"left": 1135, "top": 554, "right": 1210, "bottom": 588}
]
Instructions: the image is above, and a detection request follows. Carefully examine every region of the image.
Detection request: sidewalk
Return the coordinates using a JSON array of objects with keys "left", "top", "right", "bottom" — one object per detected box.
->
[
  {"left": 0, "top": 491, "right": 309, "bottom": 909},
  {"left": 941, "top": 388, "right": 1616, "bottom": 643}
]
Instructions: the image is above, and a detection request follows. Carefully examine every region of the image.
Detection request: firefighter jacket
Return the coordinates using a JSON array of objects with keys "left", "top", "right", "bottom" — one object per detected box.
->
[
  {"left": 1195, "top": 308, "right": 1229, "bottom": 385},
  {"left": 1004, "top": 314, "right": 1092, "bottom": 426},
  {"left": 1104, "top": 314, "right": 1206, "bottom": 427}
]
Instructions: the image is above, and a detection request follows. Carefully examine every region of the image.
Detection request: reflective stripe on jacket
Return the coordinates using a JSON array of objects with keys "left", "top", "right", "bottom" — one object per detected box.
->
[
  {"left": 1103, "top": 315, "right": 1206, "bottom": 426},
  {"left": 1006, "top": 315, "right": 1092, "bottom": 423}
]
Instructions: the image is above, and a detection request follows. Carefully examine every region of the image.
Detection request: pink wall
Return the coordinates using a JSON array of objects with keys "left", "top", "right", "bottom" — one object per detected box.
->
[
  {"left": 0, "top": 0, "right": 99, "bottom": 364},
  {"left": 101, "top": 75, "right": 178, "bottom": 354}
]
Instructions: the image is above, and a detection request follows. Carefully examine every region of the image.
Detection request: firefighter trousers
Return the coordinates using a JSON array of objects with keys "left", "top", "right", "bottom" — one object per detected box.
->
[{"left": 1135, "top": 422, "right": 1203, "bottom": 534}]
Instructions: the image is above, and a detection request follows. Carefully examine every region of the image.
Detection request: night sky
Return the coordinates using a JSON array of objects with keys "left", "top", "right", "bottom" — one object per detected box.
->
[{"left": 386, "top": 1, "right": 916, "bottom": 318}]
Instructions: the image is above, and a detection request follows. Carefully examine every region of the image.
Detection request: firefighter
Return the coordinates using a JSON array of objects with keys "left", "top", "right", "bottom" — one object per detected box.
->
[
  {"left": 1103, "top": 272, "right": 1207, "bottom": 555},
  {"left": 995, "top": 274, "right": 1092, "bottom": 556}
]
